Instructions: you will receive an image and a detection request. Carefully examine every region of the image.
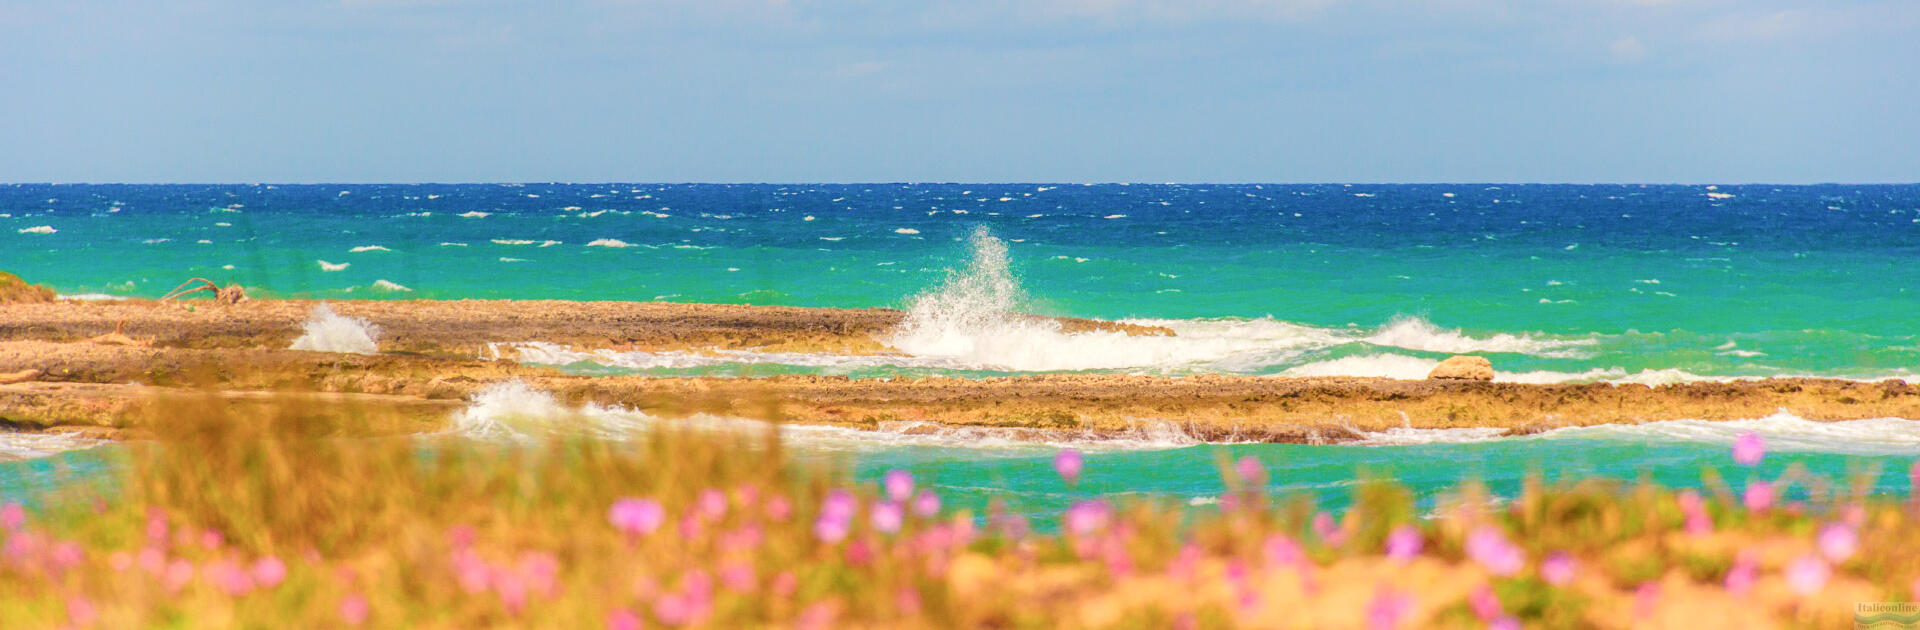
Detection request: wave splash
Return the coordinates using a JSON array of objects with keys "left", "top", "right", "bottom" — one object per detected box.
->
[
  {"left": 881, "top": 227, "right": 1580, "bottom": 373},
  {"left": 448, "top": 381, "right": 1200, "bottom": 451},
  {"left": 883, "top": 228, "right": 1332, "bottom": 371},
  {"left": 289, "top": 303, "right": 381, "bottom": 354}
]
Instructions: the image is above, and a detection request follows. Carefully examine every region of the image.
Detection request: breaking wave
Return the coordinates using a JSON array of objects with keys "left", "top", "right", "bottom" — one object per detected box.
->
[
  {"left": 879, "top": 227, "right": 1574, "bottom": 373},
  {"left": 0, "top": 431, "right": 104, "bottom": 461},
  {"left": 1346, "top": 409, "right": 1920, "bottom": 455},
  {"left": 448, "top": 381, "right": 1202, "bottom": 452},
  {"left": 289, "top": 303, "right": 381, "bottom": 354}
]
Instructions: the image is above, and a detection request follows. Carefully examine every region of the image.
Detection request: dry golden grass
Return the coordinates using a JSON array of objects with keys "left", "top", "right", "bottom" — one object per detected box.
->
[{"left": 0, "top": 390, "right": 1916, "bottom": 628}]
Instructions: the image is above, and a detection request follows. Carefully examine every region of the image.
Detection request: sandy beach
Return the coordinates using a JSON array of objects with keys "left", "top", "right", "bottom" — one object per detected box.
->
[{"left": 4, "top": 298, "right": 1917, "bottom": 442}]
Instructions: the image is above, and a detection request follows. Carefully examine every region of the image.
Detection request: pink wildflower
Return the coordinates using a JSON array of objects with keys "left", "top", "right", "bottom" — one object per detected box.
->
[
  {"left": 1677, "top": 489, "right": 1713, "bottom": 535},
  {"left": 1366, "top": 585, "right": 1414, "bottom": 630},
  {"left": 1063, "top": 500, "right": 1112, "bottom": 536},
  {"left": 1817, "top": 522, "right": 1858, "bottom": 562},
  {"left": 1465, "top": 527, "right": 1524, "bottom": 577},
  {"left": 796, "top": 602, "right": 838, "bottom": 630},
  {"left": 520, "top": 551, "right": 561, "bottom": 597},
  {"left": 696, "top": 489, "right": 728, "bottom": 521},
  {"left": 760, "top": 495, "right": 790, "bottom": 522},
  {"left": 1732, "top": 432, "right": 1765, "bottom": 466},
  {"left": 0, "top": 502, "right": 23, "bottom": 531},
  {"left": 1235, "top": 455, "right": 1267, "bottom": 486},
  {"left": 609, "top": 498, "right": 666, "bottom": 536},
  {"left": 1469, "top": 585, "right": 1502, "bottom": 621},
  {"left": 145, "top": 510, "right": 168, "bottom": 545},
  {"left": 607, "top": 608, "right": 644, "bottom": 630},
  {"left": 821, "top": 489, "right": 857, "bottom": 521},
  {"left": 1724, "top": 552, "right": 1758, "bottom": 596},
  {"left": 137, "top": 546, "right": 165, "bottom": 574},
  {"left": 652, "top": 592, "right": 695, "bottom": 627},
  {"left": 495, "top": 571, "right": 529, "bottom": 615},
  {"left": 771, "top": 571, "right": 798, "bottom": 597},
  {"left": 813, "top": 517, "right": 850, "bottom": 544},
  {"left": 66, "top": 596, "right": 97, "bottom": 628},
  {"left": 339, "top": 594, "right": 370, "bottom": 626},
  {"left": 1743, "top": 481, "right": 1775, "bottom": 513},
  {"left": 719, "top": 524, "right": 765, "bottom": 552},
  {"left": 912, "top": 490, "right": 941, "bottom": 518},
  {"left": 871, "top": 501, "right": 904, "bottom": 534},
  {"left": 1539, "top": 552, "right": 1577, "bottom": 586},
  {"left": 1313, "top": 512, "right": 1346, "bottom": 547},
  {"left": 1785, "top": 554, "right": 1830, "bottom": 595},
  {"left": 163, "top": 559, "right": 194, "bottom": 593},
  {"left": 1385, "top": 525, "right": 1422, "bottom": 564},
  {"left": 896, "top": 586, "right": 923, "bottom": 615},
  {"left": 446, "top": 524, "right": 476, "bottom": 549},
  {"left": 1054, "top": 449, "right": 1084, "bottom": 484},
  {"left": 208, "top": 559, "right": 255, "bottom": 596},
  {"left": 883, "top": 469, "right": 915, "bottom": 502},
  {"left": 719, "top": 561, "right": 755, "bottom": 592},
  {"left": 1633, "top": 581, "right": 1661, "bottom": 619},
  {"left": 453, "top": 550, "right": 492, "bottom": 593},
  {"left": 49, "top": 541, "right": 84, "bottom": 573},
  {"left": 253, "top": 556, "right": 287, "bottom": 589},
  {"left": 1264, "top": 534, "right": 1306, "bottom": 569}
]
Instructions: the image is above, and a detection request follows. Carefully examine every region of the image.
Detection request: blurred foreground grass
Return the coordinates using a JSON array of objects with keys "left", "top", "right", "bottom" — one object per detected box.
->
[{"left": 2, "top": 391, "right": 1918, "bottom": 629}]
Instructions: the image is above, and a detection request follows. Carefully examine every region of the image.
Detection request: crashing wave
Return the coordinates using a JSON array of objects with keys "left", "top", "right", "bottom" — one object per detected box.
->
[{"left": 289, "top": 303, "right": 380, "bottom": 354}]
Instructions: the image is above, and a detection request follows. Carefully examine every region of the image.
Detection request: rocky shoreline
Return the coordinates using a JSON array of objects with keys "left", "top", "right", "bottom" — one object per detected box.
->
[{"left": 3, "top": 299, "right": 1918, "bottom": 444}]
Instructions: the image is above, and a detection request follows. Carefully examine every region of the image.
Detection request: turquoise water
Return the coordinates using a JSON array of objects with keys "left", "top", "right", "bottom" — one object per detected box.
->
[
  {"left": 5, "top": 183, "right": 1919, "bottom": 511},
  {"left": 7, "top": 183, "right": 1919, "bottom": 382}
]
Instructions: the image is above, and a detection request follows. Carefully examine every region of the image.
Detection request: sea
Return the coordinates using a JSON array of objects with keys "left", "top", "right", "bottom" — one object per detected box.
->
[{"left": 4, "top": 183, "right": 1919, "bottom": 517}]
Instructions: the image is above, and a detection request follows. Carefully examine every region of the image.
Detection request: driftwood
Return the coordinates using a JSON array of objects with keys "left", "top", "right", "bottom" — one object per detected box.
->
[
  {"left": 0, "top": 369, "right": 39, "bottom": 384},
  {"left": 160, "top": 278, "right": 248, "bottom": 304}
]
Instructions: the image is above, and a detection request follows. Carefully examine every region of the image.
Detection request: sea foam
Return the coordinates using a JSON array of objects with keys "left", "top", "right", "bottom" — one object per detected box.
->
[
  {"left": 884, "top": 228, "right": 1337, "bottom": 372},
  {"left": 289, "top": 304, "right": 381, "bottom": 354},
  {"left": 450, "top": 381, "right": 1199, "bottom": 452}
]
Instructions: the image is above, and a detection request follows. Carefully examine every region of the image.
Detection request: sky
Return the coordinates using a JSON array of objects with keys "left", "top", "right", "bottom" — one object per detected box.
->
[{"left": 2, "top": 0, "right": 1916, "bottom": 183}]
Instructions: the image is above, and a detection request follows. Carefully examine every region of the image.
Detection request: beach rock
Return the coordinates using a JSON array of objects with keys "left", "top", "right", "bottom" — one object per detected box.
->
[
  {"left": 1427, "top": 355, "right": 1493, "bottom": 381},
  {"left": 0, "top": 271, "right": 55, "bottom": 304}
]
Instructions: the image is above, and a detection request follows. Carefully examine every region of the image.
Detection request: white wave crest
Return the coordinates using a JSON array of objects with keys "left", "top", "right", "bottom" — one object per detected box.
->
[
  {"left": 349, "top": 245, "right": 390, "bottom": 253},
  {"left": 1342, "top": 410, "right": 1920, "bottom": 454},
  {"left": 371, "top": 280, "right": 412, "bottom": 292},
  {"left": 1540, "top": 410, "right": 1920, "bottom": 456},
  {"left": 1281, "top": 354, "right": 1439, "bottom": 380},
  {"left": 1349, "top": 426, "right": 1511, "bottom": 446},
  {"left": 450, "top": 381, "right": 1197, "bottom": 452},
  {"left": 17, "top": 225, "right": 56, "bottom": 234},
  {"left": 0, "top": 431, "right": 104, "bottom": 461},
  {"left": 317, "top": 260, "right": 349, "bottom": 272},
  {"left": 1362, "top": 316, "right": 1594, "bottom": 357},
  {"left": 451, "top": 380, "right": 643, "bottom": 440},
  {"left": 884, "top": 228, "right": 1338, "bottom": 371},
  {"left": 586, "top": 238, "right": 634, "bottom": 248},
  {"left": 289, "top": 303, "right": 381, "bottom": 354}
]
